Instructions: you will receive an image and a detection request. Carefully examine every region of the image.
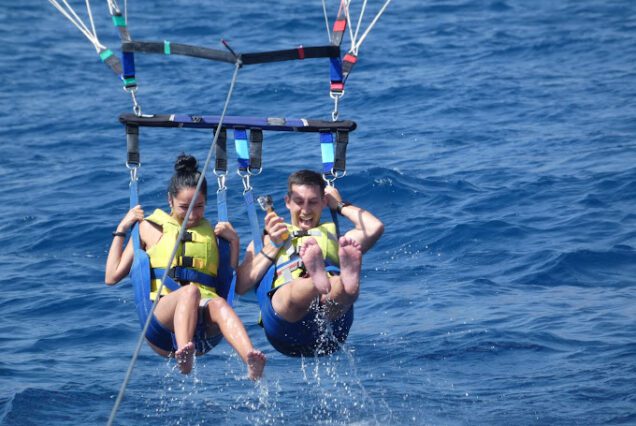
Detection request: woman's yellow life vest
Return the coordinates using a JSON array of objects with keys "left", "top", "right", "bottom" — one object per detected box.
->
[
  {"left": 273, "top": 222, "right": 339, "bottom": 288},
  {"left": 145, "top": 209, "right": 219, "bottom": 300}
]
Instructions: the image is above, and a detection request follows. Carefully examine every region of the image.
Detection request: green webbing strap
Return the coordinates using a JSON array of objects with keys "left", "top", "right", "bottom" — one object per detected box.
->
[
  {"left": 111, "top": 11, "right": 131, "bottom": 42},
  {"left": 164, "top": 41, "right": 171, "bottom": 55},
  {"left": 98, "top": 48, "right": 123, "bottom": 76},
  {"left": 112, "top": 15, "right": 126, "bottom": 27}
]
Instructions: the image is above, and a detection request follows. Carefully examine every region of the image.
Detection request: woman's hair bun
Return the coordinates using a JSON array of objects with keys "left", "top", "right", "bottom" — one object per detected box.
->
[{"left": 174, "top": 154, "right": 198, "bottom": 174}]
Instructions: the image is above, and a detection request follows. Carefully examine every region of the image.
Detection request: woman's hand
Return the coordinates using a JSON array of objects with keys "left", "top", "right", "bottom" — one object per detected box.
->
[
  {"left": 264, "top": 211, "right": 288, "bottom": 246},
  {"left": 215, "top": 222, "right": 238, "bottom": 243},
  {"left": 117, "top": 205, "right": 144, "bottom": 233}
]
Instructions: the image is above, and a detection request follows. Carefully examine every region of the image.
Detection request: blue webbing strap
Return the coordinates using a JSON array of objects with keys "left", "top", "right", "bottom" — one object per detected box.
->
[
  {"left": 245, "top": 190, "right": 263, "bottom": 253},
  {"left": 320, "top": 131, "right": 335, "bottom": 175},
  {"left": 151, "top": 267, "right": 218, "bottom": 289},
  {"left": 329, "top": 2, "right": 347, "bottom": 95},
  {"left": 330, "top": 207, "right": 341, "bottom": 238},
  {"left": 234, "top": 129, "right": 250, "bottom": 172},
  {"left": 319, "top": 131, "right": 342, "bottom": 237},
  {"left": 121, "top": 51, "right": 137, "bottom": 90},
  {"left": 217, "top": 187, "right": 229, "bottom": 222},
  {"left": 214, "top": 127, "right": 235, "bottom": 306},
  {"left": 149, "top": 269, "right": 180, "bottom": 292},
  {"left": 129, "top": 177, "right": 153, "bottom": 327},
  {"left": 234, "top": 129, "right": 264, "bottom": 254}
]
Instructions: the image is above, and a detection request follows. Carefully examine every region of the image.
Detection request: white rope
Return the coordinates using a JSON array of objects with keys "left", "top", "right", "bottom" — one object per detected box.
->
[
  {"left": 321, "top": 0, "right": 331, "bottom": 42},
  {"left": 107, "top": 61, "right": 242, "bottom": 426},
  {"left": 344, "top": 0, "right": 356, "bottom": 51},
  {"left": 352, "top": 0, "right": 368, "bottom": 48},
  {"left": 48, "top": 0, "right": 105, "bottom": 51},
  {"left": 352, "top": 0, "right": 393, "bottom": 53},
  {"left": 106, "top": 0, "right": 119, "bottom": 16},
  {"left": 84, "top": 0, "right": 98, "bottom": 43}
]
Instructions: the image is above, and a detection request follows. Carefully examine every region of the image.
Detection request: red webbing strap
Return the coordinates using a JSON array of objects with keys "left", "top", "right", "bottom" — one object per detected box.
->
[{"left": 331, "top": 0, "right": 348, "bottom": 47}]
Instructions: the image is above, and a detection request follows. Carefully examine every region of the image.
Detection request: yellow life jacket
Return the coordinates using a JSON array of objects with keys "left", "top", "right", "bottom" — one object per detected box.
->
[
  {"left": 145, "top": 209, "right": 219, "bottom": 300},
  {"left": 273, "top": 222, "right": 339, "bottom": 288}
]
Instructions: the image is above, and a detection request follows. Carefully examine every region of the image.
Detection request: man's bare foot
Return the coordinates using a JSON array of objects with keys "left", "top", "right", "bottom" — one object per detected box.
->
[
  {"left": 175, "top": 341, "right": 195, "bottom": 374},
  {"left": 338, "top": 237, "right": 362, "bottom": 295},
  {"left": 299, "top": 238, "right": 330, "bottom": 294},
  {"left": 247, "top": 350, "right": 266, "bottom": 380}
]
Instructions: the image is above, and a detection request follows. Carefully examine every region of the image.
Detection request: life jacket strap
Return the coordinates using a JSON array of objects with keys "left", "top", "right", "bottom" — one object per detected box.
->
[
  {"left": 152, "top": 267, "right": 218, "bottom": 289},
  {"left": 177, "top": 256, "right": 206, "bottom": 270}
]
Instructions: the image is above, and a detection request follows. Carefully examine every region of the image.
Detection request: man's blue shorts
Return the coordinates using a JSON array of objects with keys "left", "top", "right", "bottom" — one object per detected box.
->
[{"left": 260, "top": 291, "right": 354, "bottom": 357}]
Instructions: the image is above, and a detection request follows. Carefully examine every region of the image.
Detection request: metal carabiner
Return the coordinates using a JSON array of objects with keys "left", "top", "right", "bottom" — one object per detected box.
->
[
  {"left": 124, "top": 86, "right": 142, "bottom": 117},
  {"left": 248, "top": 166, "right": 263, "bottom": 176},
  {"left": 240, "top": 173, "right": 252, "bottom": 194},
  {"left": 215, "top": 174, "right": 227, "bottom": 193},
  {"left": 322, "top": 172, "right": 338, "bottom": 187},
  {"left": 330, "top": 168, "right": 347, "bottom": 179},
  {"left": 127, "top": 165, "right": 139, "bottom": 183},
  {"left": 329, "top": 90, "right": 345, "bottom": 122}
]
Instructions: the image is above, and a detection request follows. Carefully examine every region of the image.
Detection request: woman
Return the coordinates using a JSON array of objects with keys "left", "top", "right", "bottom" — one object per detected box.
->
[{"left": 105, "top": 154, "right": 265, "bottom": 379}]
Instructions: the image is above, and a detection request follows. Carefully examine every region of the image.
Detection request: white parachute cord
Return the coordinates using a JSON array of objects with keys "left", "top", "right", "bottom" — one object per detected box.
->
[
  {"left": 106, "top": 0, "right": 120, "bottom": 16},
  {"left": 352, "top": 0, "right": 368, "bottom": 48},
  {"left": 48, "top": 0, "right": 105, "bottom": 51},
  {"left": 344, "top": 0, "right": 356, "bottom": 52},
  {"left": 352, "top": 0, "right": 393, "bottom": 53},
  {"left": 124, "top": 0, "right": 128, "bottom": 23},
  {"left": 60, "top": 0, "right": 97, "bottom": 41},
  {"left": 49, "top": 0, "right": 93, "bottom": 40},
  {"left": 321, "top": 0, "right": 331, "bottom": 42},
  {"left": 84, "top": 0, "right": 98, "bottom": 43},
  {"left": 107, "top": 61, "right": 242, "bottom": 426}
]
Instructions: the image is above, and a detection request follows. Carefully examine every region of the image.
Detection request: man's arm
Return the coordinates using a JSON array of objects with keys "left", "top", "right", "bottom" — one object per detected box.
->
[
  {"left": 325, "top": 186, "right": 384, "bottom": 253},
  {"left": 235, "top": 212, "right": 288, "bottom": 294}
]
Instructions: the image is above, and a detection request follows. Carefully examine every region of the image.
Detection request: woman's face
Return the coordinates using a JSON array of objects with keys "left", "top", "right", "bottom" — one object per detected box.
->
[{"left": 169, "top": 187, "right": 206, "bottom": 228}]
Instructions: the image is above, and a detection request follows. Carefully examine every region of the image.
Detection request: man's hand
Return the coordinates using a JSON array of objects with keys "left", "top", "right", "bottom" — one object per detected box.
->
[
  {"left": 324, "top": 186, "right": 342, "bottom": 210},
  {"left": 264, "top": 212, "right": 288, "bottom": 246}
]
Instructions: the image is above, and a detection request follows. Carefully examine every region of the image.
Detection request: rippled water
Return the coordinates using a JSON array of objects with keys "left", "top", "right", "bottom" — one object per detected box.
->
[{"left": 2, "top": 0, "right": 636, "bottom": 424}]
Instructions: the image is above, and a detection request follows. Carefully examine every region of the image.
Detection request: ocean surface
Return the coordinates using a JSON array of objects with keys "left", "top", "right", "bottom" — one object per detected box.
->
[{"left": 2, "top": 0, "right": 636, "bottom": 424}]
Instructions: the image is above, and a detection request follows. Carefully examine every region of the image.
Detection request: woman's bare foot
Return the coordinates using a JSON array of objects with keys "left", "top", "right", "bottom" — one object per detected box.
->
[
  {"left": 338, "top": 237, "right": 362, "bottom": 295},
  {"left": 247, "top": 350, "right": 266, "bottom": 380},
  {"left": 175, "top": 341, "right": 195, "bottom": 374},
  {"left": 299, "top": 238, "right": 331, "bottom": 294}
]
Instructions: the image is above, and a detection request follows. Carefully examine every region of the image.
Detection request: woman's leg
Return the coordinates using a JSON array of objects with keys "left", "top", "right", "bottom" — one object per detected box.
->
[
  {"left": 153, "top": 285, "right": 201, "bottom": 373},
  {"left": 205, "top": 297, "right": 266, "bottom": 380}
]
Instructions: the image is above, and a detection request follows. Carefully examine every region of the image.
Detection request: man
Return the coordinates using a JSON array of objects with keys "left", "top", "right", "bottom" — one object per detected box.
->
[{"left": 236, "top": 170, "right": 384, "bottom": 356}]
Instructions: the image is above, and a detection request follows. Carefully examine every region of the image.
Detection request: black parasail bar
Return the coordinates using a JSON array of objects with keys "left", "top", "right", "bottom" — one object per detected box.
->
[
  {"left": 121, "top": 41, "right": 341, "bottom": 65},
  {"left": 119, "top": 113, "right": 357, "bottom": 133}
]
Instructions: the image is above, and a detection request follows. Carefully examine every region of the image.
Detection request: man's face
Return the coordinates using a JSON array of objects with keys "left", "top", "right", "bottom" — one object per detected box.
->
[{"left": 285, "top": 184, "right": 326, "bottom": 231}]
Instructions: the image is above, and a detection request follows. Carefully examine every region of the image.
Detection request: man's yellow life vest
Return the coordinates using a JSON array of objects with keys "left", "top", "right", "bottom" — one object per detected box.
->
[
  {"left": 145, "top": 209, "right": 219, "bottom": 300},
  {"left": 273, "top": 222, "right": 339, "bottom": 288}
]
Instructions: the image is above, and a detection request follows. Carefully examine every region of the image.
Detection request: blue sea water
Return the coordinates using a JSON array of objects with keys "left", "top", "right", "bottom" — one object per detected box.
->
[{"left": 2, "top": 0, "right": 636, "bottom": 424}]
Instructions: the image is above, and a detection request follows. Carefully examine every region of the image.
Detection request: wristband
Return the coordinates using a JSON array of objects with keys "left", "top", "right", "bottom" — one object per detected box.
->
[
  {"left": 112, "top": 231, "right": 127, "bottom": 238},
  {"left": 336, "top": 201, "right": 352, "bottom": 215},
  {"left": 260, "top": 249, "right": 276, "bottom": 263}
]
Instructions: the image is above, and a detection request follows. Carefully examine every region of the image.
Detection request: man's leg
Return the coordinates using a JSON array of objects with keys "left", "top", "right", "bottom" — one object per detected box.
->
[
  {"left": 272, "top": 237, "right": 363, "bottom": 322},
  {"left": 321, "top": 236, "right": 363, "bottom": 319},
  {"left": 271, "top": 238, "right": 329, "bottom": 322}
]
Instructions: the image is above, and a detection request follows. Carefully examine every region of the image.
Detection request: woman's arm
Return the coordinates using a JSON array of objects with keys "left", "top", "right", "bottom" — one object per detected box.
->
[{"left": 105, "top": 205, "right": 145, "bottom": 285}]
